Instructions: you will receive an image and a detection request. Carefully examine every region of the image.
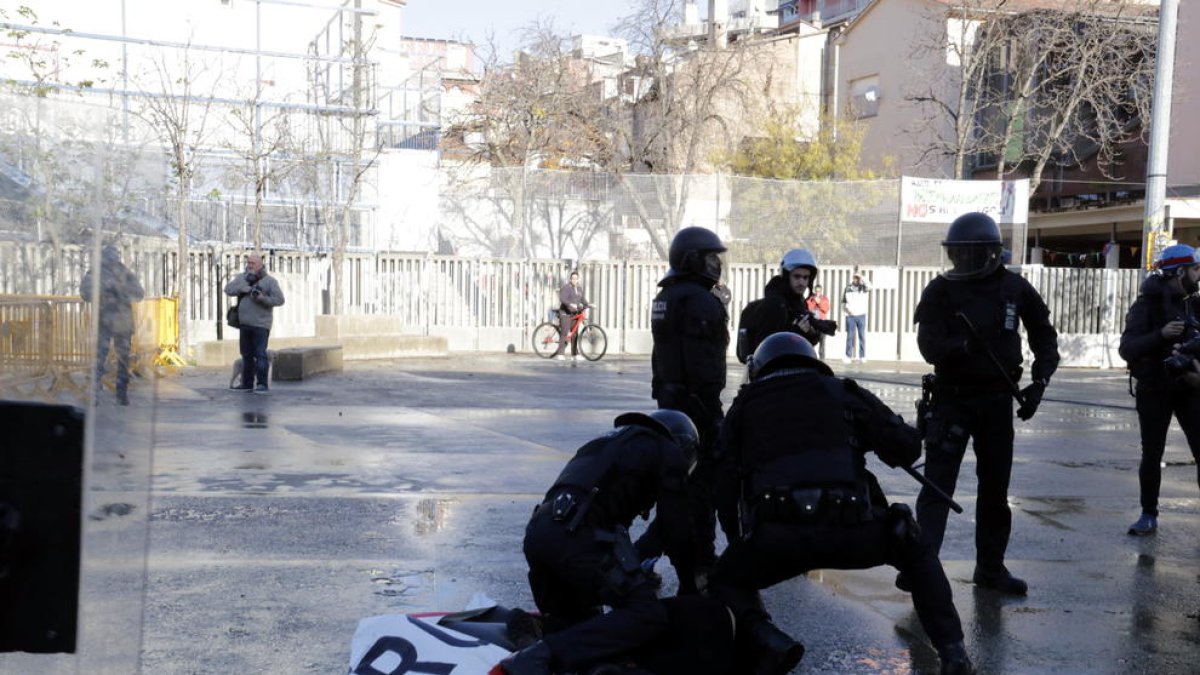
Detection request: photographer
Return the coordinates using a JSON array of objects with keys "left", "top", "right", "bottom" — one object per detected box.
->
[
  {"left": 736, "top": 248, "right": 836, "bottom": 363},
  {"left": 224, "top": 253, "right": 285, "bottom": 394},
  {"left": 1119, "top": 244, "right": 1200, "bottom": 536}
]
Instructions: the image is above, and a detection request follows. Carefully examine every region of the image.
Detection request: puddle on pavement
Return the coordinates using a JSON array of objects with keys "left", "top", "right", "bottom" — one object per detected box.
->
[
  {"left": 1018, "top": 497, "right": 1085, "bottom": 531},
  {"left": 415, "top": 498, "right": 456, "bottom": 535},
  {"left": 242, "top": 412, "right": 268, "bottom": 429}
]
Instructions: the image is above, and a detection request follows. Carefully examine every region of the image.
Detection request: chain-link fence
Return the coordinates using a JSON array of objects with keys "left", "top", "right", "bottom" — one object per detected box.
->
[{"left": 437, "top": 168, "right": 1029, "bottom": 269}]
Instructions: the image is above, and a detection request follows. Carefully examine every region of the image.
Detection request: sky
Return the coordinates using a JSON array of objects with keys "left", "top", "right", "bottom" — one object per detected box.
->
[{"left": 401, "top": 0, "right": 639, "bottom": 53}]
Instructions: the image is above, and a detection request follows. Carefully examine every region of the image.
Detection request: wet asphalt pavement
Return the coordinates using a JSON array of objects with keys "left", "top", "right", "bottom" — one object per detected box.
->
[{"left": 3, "top": 354, "right": 1197, "bottom": 674}]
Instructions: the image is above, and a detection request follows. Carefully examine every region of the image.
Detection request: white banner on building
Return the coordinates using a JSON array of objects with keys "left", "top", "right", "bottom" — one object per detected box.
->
[{"left": 900, "top": 176, "right": 1029, "bottom": 224}]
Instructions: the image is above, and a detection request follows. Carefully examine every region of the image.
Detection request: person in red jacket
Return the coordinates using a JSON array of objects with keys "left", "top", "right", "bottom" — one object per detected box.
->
[{"left": 806, "top": 283, "right": 831, "bottom": 358}]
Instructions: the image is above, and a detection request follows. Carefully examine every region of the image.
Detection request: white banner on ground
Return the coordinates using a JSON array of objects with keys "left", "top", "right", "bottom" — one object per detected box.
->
[
  {"left": 900, "top": 176, "right": 1030, "bottom": 224},
  {"left": 347, "top": 613, "right": 511, "bottom": 674}
]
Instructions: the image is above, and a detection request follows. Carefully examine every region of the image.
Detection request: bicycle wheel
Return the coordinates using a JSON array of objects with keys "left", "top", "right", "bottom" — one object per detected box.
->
[
  {"left": 532, "top": 322, "right": 561, "bottom": 358},
  {"left": 576, "top": 324, "right": 608, "bottom": 362}
]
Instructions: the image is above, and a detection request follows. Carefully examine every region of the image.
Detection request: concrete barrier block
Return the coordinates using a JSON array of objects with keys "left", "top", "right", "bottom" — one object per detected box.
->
[{"left": 273, "top": 345, "right": 344, "bottom": 381}]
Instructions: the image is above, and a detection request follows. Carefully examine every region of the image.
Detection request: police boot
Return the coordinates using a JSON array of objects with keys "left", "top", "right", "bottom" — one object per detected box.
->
[
  {"left": 972, "top": 565, "right": 1027, "bottom": 596},
  {"left": 937, "top": 641, "right": 975, "bottom": 675},
  {"left": 499, "top": 640, "right": 553, "bottom": 675},
  {"left": 749, "top": 621, "right": 805, "bottom": 675}
]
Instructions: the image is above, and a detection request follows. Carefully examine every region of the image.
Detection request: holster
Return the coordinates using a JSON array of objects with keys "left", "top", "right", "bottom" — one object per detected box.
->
[
  {"left": 916, "top": 374, "right": 936, "bottom": 439},
  {"left": 886, "top": 503, "right": 921, "bottom": 557},
  {"left": 595, "top": 526, "right": 644, "bottom": 595},
  {"left": 548, "top": 487, "right": 597, "bottom": 533}
]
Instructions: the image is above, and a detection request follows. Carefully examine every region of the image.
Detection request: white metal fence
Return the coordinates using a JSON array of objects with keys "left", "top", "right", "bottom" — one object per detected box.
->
[{"left": 0, "top": 238, "right": 1143, "bottom": 367}]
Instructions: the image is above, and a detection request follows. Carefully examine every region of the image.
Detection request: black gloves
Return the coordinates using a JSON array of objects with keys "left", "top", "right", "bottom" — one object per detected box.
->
[{"left": 1017, "top": 381, "right": 1046, "bottom": 420}]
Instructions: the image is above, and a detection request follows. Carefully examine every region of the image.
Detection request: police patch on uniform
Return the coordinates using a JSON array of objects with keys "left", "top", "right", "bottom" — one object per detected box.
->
[{"left": 651, "top": 300, "right": 667, "bottom": 321}]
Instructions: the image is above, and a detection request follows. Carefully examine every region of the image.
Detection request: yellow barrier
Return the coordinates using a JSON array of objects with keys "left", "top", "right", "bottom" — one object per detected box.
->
[
  {"left": 0, "top": 294, "right": 184, "bottom": 401},
  {"left": 149, "top": 297, "right": 186, "bottom": 369}
]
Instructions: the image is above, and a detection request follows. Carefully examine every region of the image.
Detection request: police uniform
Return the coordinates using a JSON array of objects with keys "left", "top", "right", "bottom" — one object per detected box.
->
[
  {"left": 514, "top": 423, "right": 697, "bottom": 674},
  {"left": 709, "top": 353, "right": 969, "bottom": 673},
  {"left": 913, "top": 265, "right": 1058, "bottom": 588},
  {"left": 650, "top": 273, "right": 728, "bottom": 565},
  {"left": 1118, "top": 269, "right": 1200, "bottom": 533}
]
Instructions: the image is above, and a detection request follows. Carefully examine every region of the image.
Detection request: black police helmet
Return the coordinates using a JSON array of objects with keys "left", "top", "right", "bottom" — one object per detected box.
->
[
  {"left": 668, "top": 227, "right": 726, "bottom": 281},
  {"left": 942, "top": 212, "right": 1003, "bottom": 280},
  {"left": 942, "top": 212, "right": 1003, "bottom": 246},
  {"left": 614, "top": 409, "right": 700, "bottom": 471},
  {"left": 748, "top": 332, "right": 833, "bottom": 381}
]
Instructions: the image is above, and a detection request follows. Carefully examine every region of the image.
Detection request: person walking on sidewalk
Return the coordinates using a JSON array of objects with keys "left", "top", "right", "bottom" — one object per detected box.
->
[
  {"left": 224, "top": 253, "right": 285, "bottom": 394},
  {"left": 81, "top": 245, "right": 144, "bottom": 406},
  {"left": 842, "top": 273, "right": 869, "bottom": 363}
]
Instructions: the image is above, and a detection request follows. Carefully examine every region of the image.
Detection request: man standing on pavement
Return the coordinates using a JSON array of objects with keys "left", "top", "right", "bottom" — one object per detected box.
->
[
  {"left": 81, "top": 245, "right": 144, "bottom": 406},
  {"left": 553, "top": 270, "right": 590, "bottom": 361},
  {"left": 224, "top": 253, "right": 285, "bottom": 394},
  {"left": 905, "top": 212, "right": 1059, "bottom": 596},
  {"left": 650, "top": 226, "right": 729, "bottom": 574},
  {"left": 1118, "top": 244, "right": 1200, "bottom": 536},
  {"left": 710, "top": 333, "right": 974, "bottom": 675},
  {"left": 842, "top": 272, "right": 869, "bottom": 363},
  {"left": 499, "top": 410, "right": 700, "bottom": 675}
]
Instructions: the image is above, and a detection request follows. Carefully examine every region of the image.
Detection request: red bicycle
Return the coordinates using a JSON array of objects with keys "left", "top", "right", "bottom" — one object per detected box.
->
[{"left": 532, "top": 308, "right": 608, "bottom": 361}]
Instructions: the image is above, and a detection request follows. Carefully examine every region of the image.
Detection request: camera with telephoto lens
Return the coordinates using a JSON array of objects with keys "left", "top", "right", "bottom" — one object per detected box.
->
[
  {"left": 1163, "top": 321, "right": 1200, "bottom": 376},
  {"left": 812, "top": 318, "right": 838, "bottom": 336}
]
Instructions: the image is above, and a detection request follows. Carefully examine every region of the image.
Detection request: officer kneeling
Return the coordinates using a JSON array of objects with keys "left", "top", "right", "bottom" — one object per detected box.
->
[
  {"left": 501, "top": 410, "right": 700, "bottom": 675},
  {"left": 708, "top": 333, "right": 974, "bottom": 675}
]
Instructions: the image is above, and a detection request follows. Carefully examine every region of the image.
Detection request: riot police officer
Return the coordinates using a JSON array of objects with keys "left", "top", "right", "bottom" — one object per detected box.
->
[
  {"left": 735, "top": 248, "right": 833, "bottom": 363},
  {"left": 500, "top": 410, "right": 700, "bottom": 675},
  {"left": 708, "top": 333, "right": 973, "bottom": 675},
  {"left": 650, "top": 226, "right": 730, "bottom": 570},
  {"left": 909, "top": 212, "right": 1059, "bottom": 596},
  {"left": 1118, "top": 244, "right": 1200, "bottom": 536}
]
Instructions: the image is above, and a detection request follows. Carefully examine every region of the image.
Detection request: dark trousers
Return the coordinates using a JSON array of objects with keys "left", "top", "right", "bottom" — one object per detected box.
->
[
  {"left": 1133, "top": 385, "right": 1200, "bottom": 516},
  {"left": 95, "top": 326, "right": 132, "bottom": 393},
  {"left": 710, "top": 514, "right": 964, "bottom": 648},
  {"left": 554, "top": 310, "right": 576, "bottom": 356},
  {"left": 649, "top": 397, "right": 721, "bottom": 568},
  {"left": 916, "top": 391, "right": 1014, "bottom": 571},
  {"left": 523, "top": 509, "right": 666, "bottom": 671},
  {"left": 238, "top": 325, "right": 271, "bottom": 388}
]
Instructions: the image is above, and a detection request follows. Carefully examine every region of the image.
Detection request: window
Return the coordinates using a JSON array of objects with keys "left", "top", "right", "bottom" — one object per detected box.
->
[{"left": 849, "top": 75, "right": 880, "bottom": 118}]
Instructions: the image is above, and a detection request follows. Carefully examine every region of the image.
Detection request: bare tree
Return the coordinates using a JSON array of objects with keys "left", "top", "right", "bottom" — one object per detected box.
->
[
  {"left": 906, "top": 0, "right": 1155, "bottom": 189},
  {"left": 303, "top": 0, "right": 381, "bottom": 314},
  {"left": 906, "top": 0, "right": 1016, "bottom": 178},
  {"left": 0, "top": 5, "right": 106, "bottom": 251},
  {"left": 226, "top": 73, "right": 295, "bottom": 250},
  {"left": 445, "top": 20, "right": 609, "bottom": 257},
  {"left": 607, "top": 0, "right": 770, "bottom": 259},
  {"left": 136, "top": 41, "right": 220, "bottom": 357},
  {"left": 977, "top": 2, "right": 1155, "bottom": 193}
]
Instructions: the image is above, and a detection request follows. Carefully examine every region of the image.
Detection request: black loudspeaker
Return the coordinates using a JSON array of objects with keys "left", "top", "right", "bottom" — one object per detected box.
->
[{"left": 0, "top": 401, "right": 84, "bottom": 654}]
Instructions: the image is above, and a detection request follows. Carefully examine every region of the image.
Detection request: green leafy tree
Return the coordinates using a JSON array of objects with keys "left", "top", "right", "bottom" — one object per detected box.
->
[{"left": 723, "top": 107, "right": 896, "bottom": 264}]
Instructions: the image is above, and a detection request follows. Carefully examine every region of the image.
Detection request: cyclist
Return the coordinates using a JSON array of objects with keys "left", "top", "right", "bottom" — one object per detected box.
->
[{"left": 554, "top": 270, "right": 591, "bottom": 361}]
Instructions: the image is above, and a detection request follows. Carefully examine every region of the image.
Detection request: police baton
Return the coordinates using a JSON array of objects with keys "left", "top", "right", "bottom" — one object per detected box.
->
[
  {"left": 902, "top": 463, "right": 963, "bottom": 514},
  {"left": 954, "top": 311, "right": 1027, "bottom": 407}
]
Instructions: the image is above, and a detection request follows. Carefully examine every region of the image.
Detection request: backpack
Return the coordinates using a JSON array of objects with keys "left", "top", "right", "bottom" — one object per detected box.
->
[{"left": 736, "top": 298, "right": 772, "bottom": 364}]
